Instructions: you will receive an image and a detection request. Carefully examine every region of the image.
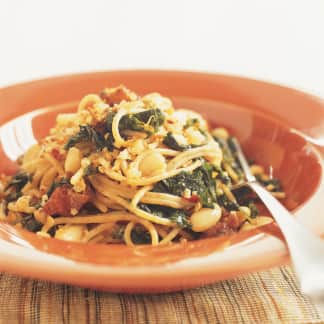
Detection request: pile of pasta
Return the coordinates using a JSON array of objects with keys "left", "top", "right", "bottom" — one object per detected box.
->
[{"left": 0, "top": 86, "right": 285, "bottom": 246}]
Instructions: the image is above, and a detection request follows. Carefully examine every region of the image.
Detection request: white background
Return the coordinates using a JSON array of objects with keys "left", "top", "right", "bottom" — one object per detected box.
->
[{"left": 0, "top": 0, "right": 323, "bottom": 97}]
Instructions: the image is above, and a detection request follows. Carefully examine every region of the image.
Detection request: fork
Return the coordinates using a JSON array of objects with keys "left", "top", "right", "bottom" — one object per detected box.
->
[{"left": 232, "top": 138, "right": 324, "bottom": 302}]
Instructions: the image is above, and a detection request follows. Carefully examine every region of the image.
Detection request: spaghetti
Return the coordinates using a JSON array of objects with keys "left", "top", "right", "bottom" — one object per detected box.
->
[{"left": 0, "top": 85, "right": 285, "bottom": 246}]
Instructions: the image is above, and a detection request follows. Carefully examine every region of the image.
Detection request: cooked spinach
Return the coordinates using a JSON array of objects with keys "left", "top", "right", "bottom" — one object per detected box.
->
[
  {"left": 131, "top": 224, "right": 152, "bottom": 244},
  {"left": 5, "top": 172, "right": 31, "bottom": 192},
  {"left": 104, "top": 109, "right": 165, "bottom": 150},
  {"left": 152, "top": 160, "right": 217, "bottom": 208},
  {"left": 162, "top": 132, "right": 189, "bottom": 151},
  {"left": 65, "top": 109, "right": 165, "bottom": 152},
  {"left": 5, "top": 172, "right": 31, "bottom": 202},
  {"left": 217, "top": 194, "right": 240, "bottom": 211},
  {"left": 107, "top": 108, "right": 164, "bottom": 135},
  {"left": 139, "top": 204, "right": 191, "bottom": 229},
  {"left": 121, "top": 109, "right": 165, "bottom": 134},
  {"left": 64, "top": 125, "right": 107, "bottom": 151},
  {"left": 162, "top": 129, "right": 207, "bottom": 152},
  {"left": 21, "top": 214, "right": 42, "bottom": 232},
  {"left": 111, "top": 223, "right": 154, "bottom": 244},
  {"left": 168, "top": 209, "right": 191, "bottom": 229}
]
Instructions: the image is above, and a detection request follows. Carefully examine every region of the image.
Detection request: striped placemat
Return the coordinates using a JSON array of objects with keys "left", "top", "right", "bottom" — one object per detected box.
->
[{"left": 1, "top": 266, "right": 324, "bottom": 323}]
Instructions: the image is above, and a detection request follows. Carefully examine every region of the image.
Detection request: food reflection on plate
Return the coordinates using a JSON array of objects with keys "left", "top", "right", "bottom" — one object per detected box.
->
[{"left": 0, "top": 85, "right": 285, "bottom": 246}]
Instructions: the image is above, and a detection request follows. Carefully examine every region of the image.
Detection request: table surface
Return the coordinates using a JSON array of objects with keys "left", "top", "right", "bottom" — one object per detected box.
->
[
  {"left": 1, "top": 1, "right": 324, "bottom": 323},
  {"left": 1, "top": 266, "right": 324, "bottom": 324}
]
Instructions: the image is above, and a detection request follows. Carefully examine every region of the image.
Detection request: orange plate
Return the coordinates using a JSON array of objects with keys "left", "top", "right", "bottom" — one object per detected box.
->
[{"left": 0, "top": 70, "right": 323, "bottom": 293}]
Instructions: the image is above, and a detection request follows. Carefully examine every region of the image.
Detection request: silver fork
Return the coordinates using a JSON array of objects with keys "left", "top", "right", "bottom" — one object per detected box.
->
[{"left": 232, "top": 138, "right": 324, "bottom": 302}]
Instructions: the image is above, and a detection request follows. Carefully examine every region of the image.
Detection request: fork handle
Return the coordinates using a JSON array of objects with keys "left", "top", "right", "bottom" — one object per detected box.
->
[{"left": 249, "top": 181, "right": 324, "bottom": 302}]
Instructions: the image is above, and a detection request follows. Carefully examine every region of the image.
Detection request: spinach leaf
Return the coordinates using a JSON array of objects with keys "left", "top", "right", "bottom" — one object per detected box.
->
[
  {"left": 162, "top": 132, "right": 189, "bottom": 151},
  {"left": 107, "top": 109, "right": 165, "bottom": 134},
  {"left": 120, "top": 109, "right": 165, "bottom": 134},
  {"left": 21, "top": 214, "right": 42, "bottom": 232},
  {"left": 217, "top": 194, "right": 239, "bottom": 211},
  {"left": 6, "top": 172, "right": 31, "bottom": 192},
  {"left": 162, "top": 130, "right": 207, "bottom": 152},
  {"left": 139, "top": 204, "right": 191, "bottom": 229},
  {"left": 104, "top": 109, "right": 165, "bottom": 149},
  {"left": 130, "top": 224, "right": 152, "bottom": 244},
  {"left": 64, "top": 125, "right": 107, "bottom": 151},
  {"left": 5, "top": 172, "right": 31, "bottom": 202},
  {"left": 168, "top": 209, "right": 191, "bottom": 229},
  {"left": 152, "top": 160, "right": 217, "bottom": 208}
]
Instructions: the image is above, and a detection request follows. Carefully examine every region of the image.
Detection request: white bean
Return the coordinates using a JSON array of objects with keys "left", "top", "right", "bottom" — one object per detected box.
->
[
  {"left": 139, "top": 151, "right": 166, "bottom": 177},
  {"left": 55, "top": 225, "right": 85, "bottom": 242},
  {"left": 190, "top": 204, "right": 222, "bottom": 232},
  {"left": 65, "top": 147, "right": 82, "bottom": 173}
]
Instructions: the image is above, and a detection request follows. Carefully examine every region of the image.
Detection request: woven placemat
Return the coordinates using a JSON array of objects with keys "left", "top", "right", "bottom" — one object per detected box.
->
[{"left": 1, "top": 266, "right": 324, "bottom": 324}]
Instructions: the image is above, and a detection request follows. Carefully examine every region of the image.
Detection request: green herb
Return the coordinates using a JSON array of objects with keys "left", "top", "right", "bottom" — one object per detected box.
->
[
  {"left": 46, "top": 178, "right": 70, "bottom": 197},
  {"left": 5, "top": 172, "right": 31, "bottom": 192},
  {"left": 168, "top": 209, "right": 191, "bottom": 229},
  {"left": 121, "top": 109, "right": 165, "bottom": 134},
  {"left": 153, "top": 160, "right": 217, "bottom": 208},
  {"left": 139, "top": 204, "right": 191, "bottom": 229},
  {"left": 107, "top": 108, "right": 165, "bottom": 134},
  {"left": 5, "top": 172, "right": 31, "bottom": 202},
  {"left": 21, "top": 214, "right": 42, "bottom": 232},
  {"left": 162, "top": 132, "right": 189, "bottom": 151},
  {"left": 64, "top": 125, "right": 107, "bottom": 151},
  {"left": 163, "top": 130, "right": 206, "bottom": 152},
  {"left": 217, "top": 194, "right": 240, "bottom": 211},
  {"left": 130, "top": 224, "right": 152, "bottom": 244}
]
